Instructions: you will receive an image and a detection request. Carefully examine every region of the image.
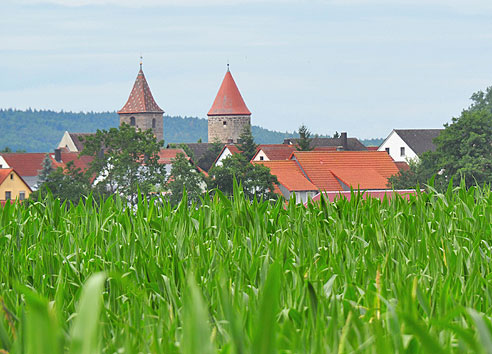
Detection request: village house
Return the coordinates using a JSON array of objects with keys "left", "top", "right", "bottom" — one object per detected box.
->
[
  {"left": 378, "top": 129, "right": 443, "bottom": 162},
  {"left": 0, "top": 168, "right": 32, "bottom": 205},
  {"left": 283, "top": 132, "right": 367, "bottom": 151}
]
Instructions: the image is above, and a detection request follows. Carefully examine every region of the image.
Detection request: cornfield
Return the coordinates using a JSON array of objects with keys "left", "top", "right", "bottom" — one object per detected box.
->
[{"left": 1, "top": 184, "right": 492, "bottom": 353}]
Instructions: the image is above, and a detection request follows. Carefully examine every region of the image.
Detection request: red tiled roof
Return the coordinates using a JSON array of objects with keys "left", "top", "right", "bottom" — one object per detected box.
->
[
  {"left": 292, "top": 151, "right": 400, "bottom": 191},
  {"left": 118, "top": 67, "right": 164, "bottom": 114},
  {"left": 0, "top": 168, "right": 13, "bottom": 185},
  {"left": 208, "top": 70, "right": 251, "bottom": 116},
  {"left": 1, "top": 153, "right": 47, "bottom": 176},
  {"left": 254, "top": 145, "right": 296, "bottom": 160},
  {"left": 51, "top": 152, "right": 93, "bottom": 172},
  {"left": 158, "top": 149, "right": 189, "bottom": 164},
  {"left": 367, "top": 146, "right": 379, "bottom": 151},
  {"left": 395, "top": 161, "right": 410, "bottom": 171},
  {"left": 253, "top": 160, "right": 318, "bottom": 192}
]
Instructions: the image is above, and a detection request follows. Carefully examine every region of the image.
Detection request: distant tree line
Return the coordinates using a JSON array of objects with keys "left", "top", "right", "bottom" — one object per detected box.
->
[{"left": 0, "top": 109, "right": 381, "bottom": 152}]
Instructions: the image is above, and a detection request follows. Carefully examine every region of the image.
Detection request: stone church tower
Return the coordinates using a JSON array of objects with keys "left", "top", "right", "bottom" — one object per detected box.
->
[
  {"left": 118, "top": 63, "right": 164, "bottom": 142},
  {"left": 208, "top": 67, "right": 251, "bottom": 143}
]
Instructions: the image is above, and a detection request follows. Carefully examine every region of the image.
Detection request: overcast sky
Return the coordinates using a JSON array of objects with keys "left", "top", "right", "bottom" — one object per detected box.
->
[{"left": 2, "top": 0, "right": 492, "bottom": 138}]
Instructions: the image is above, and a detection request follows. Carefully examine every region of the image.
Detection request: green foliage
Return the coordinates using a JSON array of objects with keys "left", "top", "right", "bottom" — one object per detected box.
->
[
  {"left": 167, "top": 152, "right": 205, "bottom": 205},
  {"left": 296, "top": 124, "right": 313, "bottom": 151},
  {"left": 2, "top": 185, "right": 492, "bottom": 351},
  {"left": 237, "top": 125, "right": 257, "bottom": 161},
  {"left": 37, "top": 153, "right": 53, "bottom": 184},
  {"left": 34, "top": 162, "right": 89, "bottom": 204},
  {"left": 207, "top": 154, "right": 278, "bottom": 200},
  {"left": 82, "top": 123, "right": 166, "bottom": 199}
]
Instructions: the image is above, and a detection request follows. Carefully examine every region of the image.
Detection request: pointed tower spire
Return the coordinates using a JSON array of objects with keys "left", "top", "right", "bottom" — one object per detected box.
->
[
  {"left": 118, "top": 64, "right": 164, "bottom": 142},
  {"left": 118, "top": 65, "right": 163, "bottom": 114},
  {"left": 207, "top": 70, "right": 251, "bottom": 116},
  {"left": 208, "top": 68, "right": 251, "bottom": 143}
]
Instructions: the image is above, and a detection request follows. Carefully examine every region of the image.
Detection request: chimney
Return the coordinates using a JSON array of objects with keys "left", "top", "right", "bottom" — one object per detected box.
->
[
  {"left": 54, "top": 148, "right": 62, "bottom": 163},
  {"left": 227, "top": 138, "right": 234, "bottom": 144},
  {"left": 283, "top": 138, "right": 291, "bottom": 145},
  {"left": 341, "top": 132, "right": 348, "bottom": 151}
]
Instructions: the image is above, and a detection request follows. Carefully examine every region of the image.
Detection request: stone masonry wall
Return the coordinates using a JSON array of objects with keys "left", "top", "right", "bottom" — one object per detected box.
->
[
  {"left": 119, "top": 113, "right": 164, "bottom": 143},
  {"left": 208, "top": 115, "right": 251, "bottom": 143}
]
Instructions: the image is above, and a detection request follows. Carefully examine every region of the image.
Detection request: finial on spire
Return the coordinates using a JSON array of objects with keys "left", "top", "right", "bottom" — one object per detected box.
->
[
  {"left": 140, "top": 55, "right": 143, "bottom": 70},
  {"left": 227, "top": 60, "right": 230, "bottom": 72}
]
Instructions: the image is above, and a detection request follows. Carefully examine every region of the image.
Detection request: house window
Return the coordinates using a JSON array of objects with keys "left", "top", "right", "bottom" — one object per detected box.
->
[
  {"left": 259, "top": 156, "right": 264, "bottom": 161},
  {"left": 10, "top": 174, "right": 13, "bottom": 180},
  {"left": 5, "top": 191, "right": 11, "bottom": 200},
  {"left": 152, "top": 118, "right": 156, "bottom": 128},
  {"left": 0, "top": 165, "right": 2, "bottom": 168},
  {"left": 19, "top": 191, "right": 25, "bottom": 201},
  {"left": 400, "top": 147, "right": 405, "bottom": 156},
  {"left": 130, "top": 117, "right": 136, "bottom": 126},
  {"left": 385, "top": 147, "right": 390, "bottom": 154}
]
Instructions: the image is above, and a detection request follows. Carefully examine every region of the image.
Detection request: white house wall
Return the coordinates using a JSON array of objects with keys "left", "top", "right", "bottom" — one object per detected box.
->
[
  {"left": 57, "top": 131, "right": 78, "bottom": 152},
  {"left": 378, "top": 130, "right": 417, "bottom": 162},
  {"left": 252, "top": 150, "right": 269, "bottom": 161},
  {"left": 215, "top": 148, "right": 233, "bottom": 167},
  {"left": 0, "top": 156, "right": 10, "bottom": 169}
]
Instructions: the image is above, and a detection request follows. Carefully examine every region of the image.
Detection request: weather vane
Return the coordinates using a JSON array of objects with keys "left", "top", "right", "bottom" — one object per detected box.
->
[{"left": 140, "top": 55, "right": 143, "bottom": 69}]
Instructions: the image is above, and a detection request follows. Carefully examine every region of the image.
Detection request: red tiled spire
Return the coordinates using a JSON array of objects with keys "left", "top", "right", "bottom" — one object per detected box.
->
[
  {"left": 118, "top": 66, "right": 163, "bottom": 114},
  {"left": 208, "top": 69, "right": 251, "bottom": 116}
]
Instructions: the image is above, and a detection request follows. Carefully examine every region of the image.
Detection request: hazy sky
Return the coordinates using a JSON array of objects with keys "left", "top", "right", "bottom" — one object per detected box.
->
[{"left": 2, "top": 0, "right": 492, "bottom": 138}]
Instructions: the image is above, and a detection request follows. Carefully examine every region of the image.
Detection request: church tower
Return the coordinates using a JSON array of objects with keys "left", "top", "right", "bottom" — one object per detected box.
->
[
  {"left": 208, "top": 67, "right": 251, "bottom": 143},
  {"left": 118, "top": 63, "right": 164, "bottom": 142}
]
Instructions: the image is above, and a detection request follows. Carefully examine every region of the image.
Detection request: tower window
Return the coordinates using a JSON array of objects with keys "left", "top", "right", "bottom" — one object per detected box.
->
[
  {"left": 223, "top": 121, "right": 227, "bottom": 126},
  {"left": 130, "top": 117, "right": 136, "bottom": 126},
  {"left": 152, "top": 118, "right": 156, "bottom": 129}
]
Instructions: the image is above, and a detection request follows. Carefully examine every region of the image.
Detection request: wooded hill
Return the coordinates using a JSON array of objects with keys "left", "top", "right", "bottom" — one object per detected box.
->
[{"left": 0, "top": 109, "right": 382, "bottom": 152}]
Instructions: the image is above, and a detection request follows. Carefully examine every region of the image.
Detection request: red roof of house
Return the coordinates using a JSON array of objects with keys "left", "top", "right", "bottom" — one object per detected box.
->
[
  {"left": 291, "top": 151, "right": 400, "bottom": 191},
  {"left": 395, "top": 161, "right": 410, "bottom": 171},
  {"left": 253, "top": 160, "right": 318, "bottom": 192},
  {"left": 0, "top": 168, "right": 14, "bottom": 185},
  {"left": 208, "top": 70, "right": 251, "bottom": 116},
  {"left": 1, "top": 153, "right": 47, "bottom": 176},
  {"left": 158, "top": 149, "right": 189, "bottom": 164},
  {"left": 0, "top": 168, "right": 32, "bottom": 194},
  {"left": 254, "top": 145, "right": 297, "bottom": 161},
  {"left": 118, "top": 67, "right": 164, "bottom": 114},
  {"left": 51, "top": 152, "right": 93, "bottom": 172}
]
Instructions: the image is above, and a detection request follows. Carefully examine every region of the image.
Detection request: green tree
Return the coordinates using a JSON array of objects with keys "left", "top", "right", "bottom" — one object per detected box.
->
[
  {"left": 237, "top": 125, "right": 258, "bottom": 161},
  {"left": 33, "top": 161, "right": 89, "bottom": 204},
  {"left": 167, "top": 153, "right": 205, "bottom": 205},
  {"left": 37, "top": 153, "right": 53, "bottom": 185},
  {"left": 207, "top": 154, "right": 278, "bottom": 200},
  {"left": 197, "top": 140, "right": 223, "bottom": 171},
  {"left": 81, "top": 124, "right": 166, "bottom": 199},
  {"left": 297, "top": 125, "right": 313, "bottom": 151}
]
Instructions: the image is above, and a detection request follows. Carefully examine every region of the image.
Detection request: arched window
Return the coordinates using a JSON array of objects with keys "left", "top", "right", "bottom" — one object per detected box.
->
[
  {"left": 130, "top": 117, "right": 136, "bottom": 126},
  {"left": 152, "top": 118, "right": 156, "bottom": 129}
]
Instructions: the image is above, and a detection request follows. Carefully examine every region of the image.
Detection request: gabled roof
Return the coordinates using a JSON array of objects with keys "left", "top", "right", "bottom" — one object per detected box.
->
[
  {"left": 254, "top": 144, "right": 296, "bottom": 161},
  {"left": 69, "top": 133, "right": 93, "bottom": 152},
  {"left": 0, "top": 168, "right": 14, "bottom": 185},
  {"left": 291, "top": 151, "right": 399, "bottom": 191},
  {"left": 158, "top": 149, "right": 189, "bottom": 164},
  {"left": 208, "top": 70, "right": 251, "bottom": 116},
  {"left": 253, "top": 160, "right": 318, "bottom": 192},
  {"left": 51, "top": 152, "right": 93, "bottom": 172},
  {"left": 171, "top": 143, "right": 212, "bottom": 161},
  {"left": 1, "top": 153, "right": 47, "bottom": 176},
  {"left": 212, "top": 144, "right": 241, "bottom": 167},
  {"left": 118, "top": 67, "right": 164, "bottom": 114},
  {"left": 0, "top": 168, "right": 32, "bottom": 193},
  {"left": 284, "top": 137, "right": 367, "bottom": 151},
  {"left": 394, "top": 129, "right": 443, "bottom": 155}
]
